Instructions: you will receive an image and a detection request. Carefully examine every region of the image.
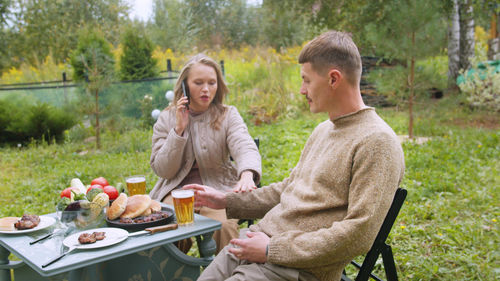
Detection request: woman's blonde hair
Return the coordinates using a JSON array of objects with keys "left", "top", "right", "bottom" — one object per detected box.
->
[{"left": 168, "top": 53, "right": 228, "bottom": 129}]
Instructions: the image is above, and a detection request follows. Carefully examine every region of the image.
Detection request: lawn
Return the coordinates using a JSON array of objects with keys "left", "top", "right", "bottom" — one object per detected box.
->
[{"left": 0, "top": 95, "right": 498, "bottom": 280}]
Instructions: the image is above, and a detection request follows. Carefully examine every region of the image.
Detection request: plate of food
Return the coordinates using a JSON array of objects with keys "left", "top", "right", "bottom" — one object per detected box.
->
[
  {"left": 105, "top": 194, "right": 175, "bottom": 231},
  {"left": 0, "top": 215, "right": 56, "bottom": 234},
  {"left": 63, "top": 227, "right": 129, "bottom": 249}
]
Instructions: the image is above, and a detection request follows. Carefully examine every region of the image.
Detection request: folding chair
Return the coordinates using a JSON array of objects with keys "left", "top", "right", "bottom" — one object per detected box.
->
[{"left": 341, "top": 188, "right": 407, "bottom": 281}]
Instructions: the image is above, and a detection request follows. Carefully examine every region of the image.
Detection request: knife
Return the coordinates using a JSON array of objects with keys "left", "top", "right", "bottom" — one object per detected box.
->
[
  {"left": 128, "top": 223, "right": 178, "bottom": 237},
  {"left": 30, "top": 228, "right": 65, "bottom": 245}
]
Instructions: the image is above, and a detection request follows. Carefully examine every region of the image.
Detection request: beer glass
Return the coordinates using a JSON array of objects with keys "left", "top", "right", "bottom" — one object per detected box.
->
[
  {"left": 171, "top": 189, "right": 195, "bottom": 226},
  {"left": 126, "top": 175, "right": 146, "bottom": 196}
]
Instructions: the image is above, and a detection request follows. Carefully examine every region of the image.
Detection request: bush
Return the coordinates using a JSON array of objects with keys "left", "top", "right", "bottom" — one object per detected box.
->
[
  {"left": 0, "top": 99, "right": 16, "bottom": 143},
  {"left": 366, "top": 56, "right": 448, "bottom": 105},
  {"left": 0, "top": 100, "right": 77, "bottom": 144},
  {"left": 458, "top": 66, "right": 500, "bottom": 112}
]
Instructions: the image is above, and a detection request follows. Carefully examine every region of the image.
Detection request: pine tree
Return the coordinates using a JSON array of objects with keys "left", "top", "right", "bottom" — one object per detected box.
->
[
  {"left": 364, "top": 0, "right": 446, "bottom": 139},
  {"left": 119, "top": 26, "right": 158, "bottom": 81},
  {"left": 70, "top": 28, "right": 115, "bottom": 149}
]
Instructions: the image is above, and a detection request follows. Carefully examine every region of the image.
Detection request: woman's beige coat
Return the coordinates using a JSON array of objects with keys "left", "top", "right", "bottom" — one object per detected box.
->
[{"left": 149, "top": 105, "right": 261, "bottom": 201}]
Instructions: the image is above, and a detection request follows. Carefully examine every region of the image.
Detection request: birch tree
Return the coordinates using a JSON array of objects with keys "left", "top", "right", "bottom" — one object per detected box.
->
[
  {"left": 448, "top": 0, "right": 460, "bottom": 89},
  {"left": 459, "top": 0, "right": 475, "bottom": 71}
]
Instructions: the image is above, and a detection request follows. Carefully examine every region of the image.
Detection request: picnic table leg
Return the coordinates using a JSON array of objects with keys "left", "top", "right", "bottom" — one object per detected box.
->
[
  {"left": 68, "top": 267, "right": 84, "bottom": 281},
  {"left": 0, "top": 246, "right": 11, "bottom": 281},
  {"left": 196, "top": 231, "right": 217, "bottom": 259}
]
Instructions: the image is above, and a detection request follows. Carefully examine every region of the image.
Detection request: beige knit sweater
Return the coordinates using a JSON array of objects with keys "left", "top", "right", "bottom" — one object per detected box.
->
[
  {"left": 150, "top": 105, "right": 261, "bottom": 201},
  {"left": 226, "top": 108, "right": 405, "bottom": 281}
]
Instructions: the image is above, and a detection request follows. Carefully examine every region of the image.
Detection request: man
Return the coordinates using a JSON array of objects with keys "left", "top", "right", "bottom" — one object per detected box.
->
[{"left": 185, "top": 30, "right": 405, "bottom": 281}]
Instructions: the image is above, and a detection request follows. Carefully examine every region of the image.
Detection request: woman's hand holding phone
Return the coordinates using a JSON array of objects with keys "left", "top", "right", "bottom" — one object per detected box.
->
[{"left": 175, "top": 96, "right": 190, "bottom": 136}]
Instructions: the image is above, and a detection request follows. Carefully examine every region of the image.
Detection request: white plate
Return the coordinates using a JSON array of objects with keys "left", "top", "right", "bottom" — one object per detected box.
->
[
  {"left": 63, "top": 227, "right": 128, "bottom": 249},
  {"left": 0, "top": 216, "right": 56, "bottom": 234}
]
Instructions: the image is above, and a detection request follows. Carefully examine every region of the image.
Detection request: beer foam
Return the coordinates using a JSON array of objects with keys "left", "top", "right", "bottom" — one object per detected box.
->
[
  {"left": 126, "top": 176, "right": 145, "bottom": 183},
  {"left": 172, "top": 190, "right": 194, "bottom": 198}
]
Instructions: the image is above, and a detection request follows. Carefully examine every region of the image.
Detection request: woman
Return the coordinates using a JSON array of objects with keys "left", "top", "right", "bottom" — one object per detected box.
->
[{"left": 150, "top": 54, "right": 261, "bottom": 253}]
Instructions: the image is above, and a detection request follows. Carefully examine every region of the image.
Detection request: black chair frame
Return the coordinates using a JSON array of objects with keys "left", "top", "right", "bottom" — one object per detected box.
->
[
  {"left": 341, "top": 188, "right": 407, "bottom": 281},
  {"left": 233, "top": 138, "right": 260, "bottom": 227}
]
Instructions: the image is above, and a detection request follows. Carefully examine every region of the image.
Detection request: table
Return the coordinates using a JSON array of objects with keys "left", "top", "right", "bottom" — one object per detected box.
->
[{"left": 0, "top": 206, "right": 221, "bottom": 281}]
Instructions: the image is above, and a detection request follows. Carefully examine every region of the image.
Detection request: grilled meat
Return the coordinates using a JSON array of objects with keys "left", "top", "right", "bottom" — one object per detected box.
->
[
  {"left": 15, "top": 214, "right": 40, "bottom": 230},
  {"left": 118, "top": 211, "right": 170, "bottom": 224},
  {"left": 119, "top": 217, "right": 134, "bottom": 224},
  {"left": 78, "top": 233, "right": 97, "bottom": 244},
  {"left": 93, "top": 232, "right": 106, "bottom": 240},
  {"left": 78, "top": 231, "right": 106, "bottom": 244}
]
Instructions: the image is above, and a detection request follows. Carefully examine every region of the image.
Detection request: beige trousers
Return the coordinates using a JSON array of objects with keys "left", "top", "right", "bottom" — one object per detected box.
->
[
  {"left": 163, "top": 194, "right": 239, "bottom": 254},
  {"left": 197, "top": 246, "right": 319, "bottom": 281}
]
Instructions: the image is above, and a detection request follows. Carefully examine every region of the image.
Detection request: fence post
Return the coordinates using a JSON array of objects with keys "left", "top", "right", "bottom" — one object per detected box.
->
[
  {"left": 220, "top": 60, "right": 225, "bottom": 78},
  {"left": 167, "top": 59, "right": 172, "bottom": 79},
  {"left": 62, "top": 72, "right": 68, "bottom": 104}
]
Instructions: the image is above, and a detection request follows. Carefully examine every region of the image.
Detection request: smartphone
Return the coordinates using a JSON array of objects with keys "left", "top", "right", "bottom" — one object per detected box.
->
[{"left": 181, "top": 80, "right": 190, "bottom": 109}]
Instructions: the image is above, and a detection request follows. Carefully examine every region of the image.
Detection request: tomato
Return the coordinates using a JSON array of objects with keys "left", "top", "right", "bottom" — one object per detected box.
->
[
  {"left": 86, "top": 184, "right": 104, "bottom": 194},
  {"left": 91, "top": 177, "right": 109, "bottom": 187},
  {"left": 103, "top": 185, "right": 119, "bottom": 200},
  {"left": 60, "top": 187, "right": 77, "bottom": 199}
]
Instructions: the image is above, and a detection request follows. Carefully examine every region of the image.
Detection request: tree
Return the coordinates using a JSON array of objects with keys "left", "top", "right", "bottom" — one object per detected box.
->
[
  {"left": 448, "top": 0, "right": 460, "bottom": 89},
  {"left": 0, "top": 0, "right": 9, "bottom": 24},
  {"left": 70, "top": 28, "right": 115, "bottom": 149},
  {"left": 218, "top": 0, "right": 260, "bottom": 48},
  {"left": 120, "top": 26, "right": 158, "bottom": 80},
  {"left": 148, "top": 0, "right": 199, "bottom": 51},
  {"left": 487, "top": 6, "right": 499, "bottom": 60},
  {"left": 5, "top": 0, "right": 129, "bottom": 66},
  {"left": 459, "top": 0, "right": 475, "bottom": 71},
  {"left": 260, "top": 1, "right": 312, "bottom": 49},
  {"left": 364, "top": 0, "right": 446, "bottom": 139},
  {"left": 0, "top": 0, "right": 11, "bottom": 71}
]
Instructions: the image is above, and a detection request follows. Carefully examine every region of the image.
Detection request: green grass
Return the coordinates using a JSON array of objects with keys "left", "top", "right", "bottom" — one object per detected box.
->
[{"left": 0, "top": 96, "right": 498, "bottom": 280}]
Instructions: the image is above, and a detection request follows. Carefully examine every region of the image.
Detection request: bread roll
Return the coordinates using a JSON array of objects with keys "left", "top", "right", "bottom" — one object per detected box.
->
[
  {"left": 120, "top": 195, "right": 151, "bottom": 219},
  {"left": 140, "top": 207, "right": 152, "bottom": 217},
  {"left": 139, "top": 200, "right": 161, "bottom": 216},
  {"left": 150, "top": 200, "right": 161, "bottom": 212},
  {"left": 107, "top": 193, "right": 128, "bottom": 220},
  {"left": 0, "top": 217, "right": 20, "bottom": 231}
]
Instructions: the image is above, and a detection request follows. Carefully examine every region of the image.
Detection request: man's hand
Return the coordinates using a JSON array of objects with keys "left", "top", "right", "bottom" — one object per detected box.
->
[
  {"left": 182, "top": 184, "right": 227, "bottom": 209},
  {"left": 228, "top": 231, "right": 269, "bottom": 263},
  {"left": 233, "top": 170, "right": 257, "bottom": 193}
]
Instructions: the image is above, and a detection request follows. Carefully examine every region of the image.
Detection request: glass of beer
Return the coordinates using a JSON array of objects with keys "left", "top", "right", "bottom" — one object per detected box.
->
[
  {"left": 171, "top": 189, "right": 195, "bottom": 226},
  {"left": 126, "top": 175, "right": 146, "bottom": 196}
]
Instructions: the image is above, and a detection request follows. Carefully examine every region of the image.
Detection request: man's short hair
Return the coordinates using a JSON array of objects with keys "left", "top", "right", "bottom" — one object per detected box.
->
[{"left": 298, "top": 31, "right": 362, "bottom": 86}]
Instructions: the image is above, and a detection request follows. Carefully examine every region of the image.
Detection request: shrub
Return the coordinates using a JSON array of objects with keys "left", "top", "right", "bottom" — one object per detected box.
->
[
  {"left": 0, "top": 99, "right": 15, "bottom": 143},
  {"left": 458, "top": 67, "right": 500, "bottom": 112},
  {"left": 0, "top": 100, "right": 77, "bottom": 144},
  {"left": 224, "top": 47, "right": 303, "bottom": 124},
  {"left": 366, "top": 56, "right": 448, "bottom": 106}
]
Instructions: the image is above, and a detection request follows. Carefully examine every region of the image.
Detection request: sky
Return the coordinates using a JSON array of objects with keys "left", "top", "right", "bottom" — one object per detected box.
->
[
  {"left": 127, "top": 0, "right": 263, "bottom": 22},
  {"left": 127, "top": 0, "right": 153, "bottom": 22}
]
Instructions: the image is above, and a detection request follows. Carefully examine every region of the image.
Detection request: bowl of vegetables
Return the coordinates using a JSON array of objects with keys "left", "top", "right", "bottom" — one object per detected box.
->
[{"left": 56, "top": 178, "right": 110, "bottom": 230}]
